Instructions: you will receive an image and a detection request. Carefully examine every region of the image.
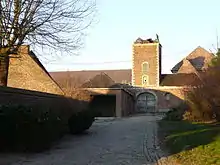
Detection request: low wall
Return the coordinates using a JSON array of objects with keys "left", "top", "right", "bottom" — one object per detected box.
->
[{"left": 0, "top": 86, "right": 89, "bottom": 124}]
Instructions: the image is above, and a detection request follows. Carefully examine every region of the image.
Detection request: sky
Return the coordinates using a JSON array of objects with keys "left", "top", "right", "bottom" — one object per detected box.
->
[{"left": 44, "top": 0, "right": 220, "bottom": 74}]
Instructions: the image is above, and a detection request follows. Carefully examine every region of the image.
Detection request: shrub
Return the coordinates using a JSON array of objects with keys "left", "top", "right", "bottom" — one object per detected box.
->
[
  {"left": 163, "top": 103, "right": 188, "bottom": 121},
  {"left": 68, "top": 109, "right": 95, "bottom": 134},
  {"left": 185, "top": 81, "right": 220, "bottom": 122},
  {"left": 0, "top": 104, "right": 64, "bottom": 152}
]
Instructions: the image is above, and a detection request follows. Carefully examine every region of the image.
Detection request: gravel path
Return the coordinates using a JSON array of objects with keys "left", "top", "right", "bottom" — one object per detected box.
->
[{"left": 0, "top": 114, "right": 170, "bottom": 165}]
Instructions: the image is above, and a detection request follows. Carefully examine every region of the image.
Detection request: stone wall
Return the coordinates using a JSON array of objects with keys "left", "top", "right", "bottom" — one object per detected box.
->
[{"left": 7, "top": 46, "right": 64, "bottom": 95}]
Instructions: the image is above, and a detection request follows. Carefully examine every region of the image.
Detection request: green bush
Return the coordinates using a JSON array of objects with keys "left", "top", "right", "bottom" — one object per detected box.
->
[
  {"left": 68, "top": 109, "right": 95, "bottom": 134},
  {"left": 0, "top": 104, "right": 64, "bottom": 152},
  {"left": 0, "top": 103, "right": 96, "bottom": 152},
  {"left": 163, "top": 103, "right": 188, "bottom": 121}
]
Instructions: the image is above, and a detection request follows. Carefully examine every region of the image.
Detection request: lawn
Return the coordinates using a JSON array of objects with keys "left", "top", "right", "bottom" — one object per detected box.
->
[{"left": 158, "top": 120, "right": 220, "bottom": 165}]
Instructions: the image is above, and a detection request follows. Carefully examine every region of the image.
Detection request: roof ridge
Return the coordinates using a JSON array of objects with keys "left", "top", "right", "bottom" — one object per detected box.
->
[
  {"left": 100, "top": 72, "right": 115, "bottom": 83},
  {"left": 186, "top": 46, "right": 212, "bottom": 58}
]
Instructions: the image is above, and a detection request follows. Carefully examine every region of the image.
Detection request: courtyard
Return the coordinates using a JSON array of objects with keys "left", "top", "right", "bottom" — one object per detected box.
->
[{"left": 0, "top": 114, "right": 169, "bottom": 165}]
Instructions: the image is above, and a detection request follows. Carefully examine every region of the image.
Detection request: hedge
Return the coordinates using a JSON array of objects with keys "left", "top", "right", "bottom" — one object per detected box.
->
[{"left": 0, "top": 104, "right": 95, "bottom": 152}]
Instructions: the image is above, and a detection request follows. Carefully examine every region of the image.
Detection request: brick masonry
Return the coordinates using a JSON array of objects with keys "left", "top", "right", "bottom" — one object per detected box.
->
[
  {"left": 7, "top": 46, "right": 64, "bottom": 95},
  {"left": 132, "top": 43, "right": 161, "bottom": 87},
  {"left": 129, "top": 86, "right": 187, "bottom": 113},
  {"left": 84, "top": 88, "right": 134, "bottom": 117}
]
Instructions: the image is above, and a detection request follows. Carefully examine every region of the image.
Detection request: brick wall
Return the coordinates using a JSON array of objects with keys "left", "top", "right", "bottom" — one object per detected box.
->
[
  {"left": 130, "top": 86, "right": 188, "bottom": 112},
  {"left": 132, "top": 43, "right": 161, "bottom": 87},
  {"left": 151, "top": 88, "right": 184, "bottom": 110},
  {"left": 121, "top": 89, "right": 135, "bottom": 116},
  {"left": 84, "top": 88, "right": 135, "bottom": 117},
  {"left": 0, "top": 86, "right": 90, "bottom": 125},
  {"left": 7, "top": 46, "right": 64, "bottom": 95}
]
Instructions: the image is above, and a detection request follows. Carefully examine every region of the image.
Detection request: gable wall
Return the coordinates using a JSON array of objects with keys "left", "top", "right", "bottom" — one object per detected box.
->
[{"left": 7, "top": 46, "right": 64, "bottom": 95}]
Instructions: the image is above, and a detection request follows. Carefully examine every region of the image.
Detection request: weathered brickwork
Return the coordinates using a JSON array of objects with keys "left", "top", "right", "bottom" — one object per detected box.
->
[
  {"left": 132, "top": 43, "right": 161, "bottom": 87},
  {"left": 7, "top": 46, "right": 64, "bottom": 95},
  {"left": 127, "top": 87, "right": 186, "bottom": 112},
  {"left": 152, "top": 87, "right": 187, "bottom": 110}
]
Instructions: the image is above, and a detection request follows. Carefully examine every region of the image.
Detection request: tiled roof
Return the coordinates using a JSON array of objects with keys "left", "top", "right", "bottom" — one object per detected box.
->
[
  {"left": 81, "top": 72, "right": 115, "bottom": 88},
  {"left": 160, "top": 73, "right": 201, "bottom": 86},
  {"left": 50, "top": 69, "right": 132, "bottom": 87},
  {"left": 171, "top": 46, "right": 214, "bottom": 73}
]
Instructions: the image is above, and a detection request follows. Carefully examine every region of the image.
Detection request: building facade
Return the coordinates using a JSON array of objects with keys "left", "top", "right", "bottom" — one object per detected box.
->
[
  {"left": 50, "top": 36, "right": 214, "bottom": 116},
  {"left": 7, "top": 46, "right": 64, "bottom": 95}
]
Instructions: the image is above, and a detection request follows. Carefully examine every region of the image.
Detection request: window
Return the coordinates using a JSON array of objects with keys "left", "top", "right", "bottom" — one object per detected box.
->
[
  {"left": 142, "top": 62, "right": 148, "bottom": 73},
  {"left": 142, "top": 75, "right": 148, "bottom": 85}
]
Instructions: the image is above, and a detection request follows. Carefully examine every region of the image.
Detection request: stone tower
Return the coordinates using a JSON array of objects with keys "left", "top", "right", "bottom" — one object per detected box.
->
[{"left": 132, "top": 37, "right": 162, "bottom": 87}]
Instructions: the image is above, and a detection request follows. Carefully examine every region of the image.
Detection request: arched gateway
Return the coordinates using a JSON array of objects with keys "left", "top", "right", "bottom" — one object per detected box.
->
[{"left": 136, "top": 92, "right": 157, "bottom": 113}]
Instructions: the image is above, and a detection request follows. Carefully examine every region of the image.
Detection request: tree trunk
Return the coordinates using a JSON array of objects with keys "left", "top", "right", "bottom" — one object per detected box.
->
[{"left": 0, "top": 55, "right": 9, "bottom": 86}]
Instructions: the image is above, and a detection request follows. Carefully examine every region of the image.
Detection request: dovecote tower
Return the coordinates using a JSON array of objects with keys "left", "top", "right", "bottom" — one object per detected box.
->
[{"left": 132, "top": 37, "right": 162, "bottom": 87}]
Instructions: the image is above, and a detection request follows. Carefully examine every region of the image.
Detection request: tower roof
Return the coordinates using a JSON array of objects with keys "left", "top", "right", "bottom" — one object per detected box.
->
[{"left": 134, "top": 35, "right": 160, "bottom": 44}]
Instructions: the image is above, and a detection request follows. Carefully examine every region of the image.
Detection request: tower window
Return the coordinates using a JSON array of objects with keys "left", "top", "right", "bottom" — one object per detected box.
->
[
  {"left": 142, "top": 75, "right": 148, "bottom": 85},
  {"left": 142, "top": 62, "right": 148, "bottom": 73}
]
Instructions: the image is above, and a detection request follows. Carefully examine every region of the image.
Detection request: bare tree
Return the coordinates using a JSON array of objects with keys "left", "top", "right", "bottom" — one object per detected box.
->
[
  {"left": 55, "top": 73, "right": 93, "bottom": 103},
  {"left": 0, "top": 0, "right": 96, "bottom": 85},
  {"left": 57, "top": 74, "right": 83, "bottom": 96}
]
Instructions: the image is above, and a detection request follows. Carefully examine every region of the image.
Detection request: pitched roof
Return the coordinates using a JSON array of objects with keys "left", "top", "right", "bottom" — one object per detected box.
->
[
  {"left": 81, "top": 72, "right": 115, "bottom": 88},
  {"left": 50, "top": 69, "right": 132, "bottom": 87},
  {"left": 171, "top": 46, "right": 214, "bottom": 73},
  {"left": 160, "top": 73, "right": 201, "bottom": 86},
  {"left": 177, "top": 58, "right": 198, "bottom": 73}
]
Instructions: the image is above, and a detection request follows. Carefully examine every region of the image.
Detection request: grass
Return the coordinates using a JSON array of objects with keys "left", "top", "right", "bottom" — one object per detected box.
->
[{"left": 158, "top": 120, "right": 220, "bottom": 165}]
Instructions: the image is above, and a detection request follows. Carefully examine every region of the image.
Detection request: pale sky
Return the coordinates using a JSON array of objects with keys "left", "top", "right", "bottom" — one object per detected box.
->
[{"left": 43, "top": 0, "right": 220, "bottom": 74}]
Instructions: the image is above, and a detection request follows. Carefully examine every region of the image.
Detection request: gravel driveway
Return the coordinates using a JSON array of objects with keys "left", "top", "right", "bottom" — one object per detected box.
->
[{"left": 1, "top": 114, "right": 169, "bottom": 165}]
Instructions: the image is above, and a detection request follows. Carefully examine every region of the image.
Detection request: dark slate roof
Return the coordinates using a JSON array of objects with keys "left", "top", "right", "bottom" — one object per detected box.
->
[
  {"left": 171, "top": 46, "right": 214, "bottom": 73},
  {"left": 160, "top": 73, "right": 201, "bottom": 86},
  {"left": 50, "top": 69, "right": 132, "bottom": 87}
]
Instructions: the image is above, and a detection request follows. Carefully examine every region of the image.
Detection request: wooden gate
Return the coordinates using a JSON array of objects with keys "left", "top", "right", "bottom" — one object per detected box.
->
[{"left": 136, "top": 92, "right": 157, "bottom": 113}]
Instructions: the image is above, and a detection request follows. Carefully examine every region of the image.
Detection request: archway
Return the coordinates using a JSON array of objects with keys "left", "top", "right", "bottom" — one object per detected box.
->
[{"left": 136, "top": 92, "right": 157, "bottom": 113}]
